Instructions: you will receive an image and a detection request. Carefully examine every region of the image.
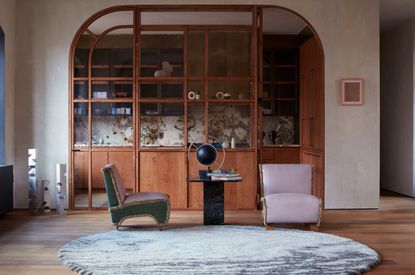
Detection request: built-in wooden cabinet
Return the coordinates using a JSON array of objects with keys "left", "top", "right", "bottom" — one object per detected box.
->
[
  {"left": 70, "top": 6, "right": 258, "bottom": 210},
  {"left": 299, "top": 36, "right": 324, "bottom": 201},
  {"left": 69, "top": 6, "right": 324, "bottom": 210}
]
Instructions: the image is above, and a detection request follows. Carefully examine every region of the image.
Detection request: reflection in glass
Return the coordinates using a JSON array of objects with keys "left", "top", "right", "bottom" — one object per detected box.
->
[
  {"left": 187, "top": 31, "right": 204, "bottom": 77},
  {"left": 140, "top": 31, "right": 184, "bottom": 77},
  {"left": 208, "top": 32, "right": 251, "bottom": 77},
  {"left": 140, "top": 82, "right": 183, "bottom": 98},
  {"left": 188, "top": 104, "right": 205, "bottom": 145},
  {"left": 74, "top": 103, "right": 88, "bottom": 148},
  {"left": 208, "top": 80, "right": 252, "bottom": 99},
  {"left": 74, "top": 80, "right": 88, "bottom": 99},
  {"left": 208, "top": 104, "right": 251, "bottom": 148},
  {"left": 74, "top": 31, "right": 94, "bottom": 79},
  {"left": 91, "top": 103, "right": 133, "bottom": 147},
  {"left": 92, "top": 80, "right": 133, "bottom": 99},
  {"left": 92, "top": 28, "right": 133, "bottom": 77},
  {"left": 140, "top": 103, "right": 184, "bottom": 147}
]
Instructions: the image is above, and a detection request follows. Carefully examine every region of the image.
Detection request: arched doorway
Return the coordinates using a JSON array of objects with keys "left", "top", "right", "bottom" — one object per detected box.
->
[{"left": 68, "top": 5, "right": 324, "bottom": 209}]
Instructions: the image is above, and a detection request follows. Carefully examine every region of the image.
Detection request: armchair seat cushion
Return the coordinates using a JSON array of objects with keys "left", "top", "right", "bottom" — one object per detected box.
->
[
  {"left": 264, "top": 193, "right": 320, "bottom": 224},
  {"left": 124, "top": 192, "right": 169, "bottom": 205}
]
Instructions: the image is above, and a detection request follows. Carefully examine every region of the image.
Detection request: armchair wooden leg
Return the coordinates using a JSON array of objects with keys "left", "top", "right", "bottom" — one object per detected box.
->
[
  {"left": 265, "top": 225, "right": 273, "bottom": 230},
  {"left": 309, "top": 224, "right": 319, "bottom": 232}
]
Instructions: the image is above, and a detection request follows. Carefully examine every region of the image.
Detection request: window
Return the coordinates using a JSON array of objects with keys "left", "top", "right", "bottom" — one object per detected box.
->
[{"left": 0, "top": 26, "right": 5, "bottom": 164}]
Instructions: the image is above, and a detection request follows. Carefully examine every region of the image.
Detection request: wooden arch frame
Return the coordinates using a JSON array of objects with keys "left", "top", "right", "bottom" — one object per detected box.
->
[{"left": 68, "top": 4, "right": 325, "bottom": 210}]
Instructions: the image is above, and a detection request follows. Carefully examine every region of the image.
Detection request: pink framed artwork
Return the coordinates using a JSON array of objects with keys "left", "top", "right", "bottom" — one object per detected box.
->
[{"left": 340, "top": 79, "right": 363, "bottom": 105}]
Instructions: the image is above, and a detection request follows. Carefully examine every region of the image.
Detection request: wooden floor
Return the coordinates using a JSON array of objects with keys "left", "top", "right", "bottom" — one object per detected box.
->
[{"left": 0, "top": 190, "right": 414, "bottom": 274}]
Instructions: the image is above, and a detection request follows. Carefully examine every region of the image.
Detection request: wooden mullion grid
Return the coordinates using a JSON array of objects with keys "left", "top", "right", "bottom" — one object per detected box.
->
[
  {"left": 204, "top": 27, "right": 209, "bottom": 144},
  {"left": 141, "top": 25, "right": 253, "bottom": 31},
  {"left": 135, "top": 7, "right": 141, "bottom": 192},
  {"left": 252, "top": 6, "right": 259, "bottom": 208}
]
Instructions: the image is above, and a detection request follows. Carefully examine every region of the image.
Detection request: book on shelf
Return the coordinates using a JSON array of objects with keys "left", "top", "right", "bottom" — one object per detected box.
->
[
  {"left": 207, "top": 169, "right": 240, "bottom": 177},
  {"left": 211, "top": 175, "right": 241, "bottom": 181}
]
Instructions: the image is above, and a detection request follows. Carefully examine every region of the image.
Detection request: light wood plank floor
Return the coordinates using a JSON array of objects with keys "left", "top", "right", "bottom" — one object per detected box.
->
[{"left": 0, "top": 191, "right": 414, "bottom": 274}]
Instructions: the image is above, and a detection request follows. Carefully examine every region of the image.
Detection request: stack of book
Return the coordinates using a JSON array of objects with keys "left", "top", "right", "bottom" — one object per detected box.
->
[{"left": 207, "top": 169, "right": 241, "bottom": 181}]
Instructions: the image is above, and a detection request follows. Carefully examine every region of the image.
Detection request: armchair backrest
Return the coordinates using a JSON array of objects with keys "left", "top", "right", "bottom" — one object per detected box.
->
[
  {"left": 260, "top": 164, "right": 312, "bottom": 196},
  {"left": 102, "top": 164, "right": 127, "bottom": 207}
]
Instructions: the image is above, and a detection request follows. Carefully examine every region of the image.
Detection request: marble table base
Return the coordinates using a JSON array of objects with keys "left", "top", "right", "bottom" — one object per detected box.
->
[{"left": 203, "top": 181, "right": 224, "bottom": 225}]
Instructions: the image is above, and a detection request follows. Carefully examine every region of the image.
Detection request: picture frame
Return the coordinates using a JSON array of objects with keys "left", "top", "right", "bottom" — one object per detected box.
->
[{"left": 340, "top": 79, "right": 363, "bottom": 105}]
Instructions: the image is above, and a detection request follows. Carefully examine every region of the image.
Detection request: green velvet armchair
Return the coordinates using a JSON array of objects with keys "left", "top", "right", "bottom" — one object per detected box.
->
[{"left": 102, "top": 164, "right": 170, "bottom": 229}]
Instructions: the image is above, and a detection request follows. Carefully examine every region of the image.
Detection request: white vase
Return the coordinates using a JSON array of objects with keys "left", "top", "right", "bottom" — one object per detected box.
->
[{"left": 231, "top": 138, "right": 236, "bottom": 149}]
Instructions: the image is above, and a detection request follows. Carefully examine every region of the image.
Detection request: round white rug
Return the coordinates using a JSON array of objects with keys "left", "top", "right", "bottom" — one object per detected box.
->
[{"left": 59, "top": 226, "right": 380, "bottom": 274}]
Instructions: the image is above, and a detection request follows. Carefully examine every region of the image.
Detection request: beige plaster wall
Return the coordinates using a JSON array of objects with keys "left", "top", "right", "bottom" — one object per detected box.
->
[
  {"left": 13, "top": 0, "right": 380, "bottom": 209},
  {"left": 380, "top": 20, "right": 415, "bottom": 197}
]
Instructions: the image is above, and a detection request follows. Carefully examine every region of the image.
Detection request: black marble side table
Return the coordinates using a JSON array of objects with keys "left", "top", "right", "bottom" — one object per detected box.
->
[{"left": 187, "top": 178, "right": 241, "bottom": 225}]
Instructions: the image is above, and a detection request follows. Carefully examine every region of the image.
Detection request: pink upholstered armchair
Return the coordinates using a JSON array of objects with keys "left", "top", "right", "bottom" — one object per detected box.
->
[{"left": 259, "top": 164, "right": 322, "bottom": 231}]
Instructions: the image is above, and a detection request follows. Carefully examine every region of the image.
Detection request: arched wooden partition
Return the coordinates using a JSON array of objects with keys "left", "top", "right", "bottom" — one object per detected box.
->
[{"left": 68, "top": 5, "right": 324, "bottom": 210}]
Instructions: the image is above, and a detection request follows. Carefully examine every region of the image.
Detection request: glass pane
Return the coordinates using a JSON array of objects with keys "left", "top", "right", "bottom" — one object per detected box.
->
[
  {"left": 140, "top": 103, "right": 184, "bottom": 147},
  {"left": 92, "top": 28, "right": 133, "bottom": 77},
  {"left": 275, "top": 67, "right": 295, "bottom": 82},
  {"left": 91, "top": 103, "right": 133, "bottom": 147},
  {"left": 208, "top": 80, "right": 252, "bottom": 99},
  {"left": 188, "top": 31, "right": 204, "bottom": 77},
  {"left": 74, "top": 31, "right": 93, "bottom": 78},
  {"left": 140, "top": 31, "right": 184, "bottom": 77},
  {"left": 274, "top": 49, "right": 296, "bottom": 65},
  {"left": 140, "top": 82, "right": 183, "bottom": 98},
  {"left": 274, "top": 100, "right": 297, "bottom": 115},
  {"left": 208, "top": 32, "right": 251, "bottom": 77},
  {"left": 274, "top": 84, "right": 296, "bottom": 98},
  {"left": 141, "top": 11, "right": 252, "bottom": 25},
  {"left": 208, "top": 104, "right": 251, "bottom": 148},
  {"left": 74, "top": 80, "right": 88, "bottom": 99},
  {"left": 263, "top": 84, "right": 271, "bottom": 99},
  {"left": 73, "top": 151, "right": 89, "bottom": 208},
  {"left": 188, "top": 104, "right": 205, "bottom": 146},
  {"left": 74, "top": 103, "right": 88, "bottom": 148},
  {"left": 92, "top": 80, "right": 133, "bottom": 99},
  {"left": 187, "top": 81, "right": 204, "bottom": 100},
  {"left": 263, "top": 116, "right": 295, "bottom": 145}
]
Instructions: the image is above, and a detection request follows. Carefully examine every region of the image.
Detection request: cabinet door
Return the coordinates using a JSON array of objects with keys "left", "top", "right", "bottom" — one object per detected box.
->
[
  {"left": 139, "top": 152, "right": 187, "bottom": 209},
  {"left": 221, "top": 151, "right": 257, "bottom": 210},
  {"left": 73, "top": 151, "right": 89, "bottom": 208},
  {"left": 261, "top": 148, "right": 275, "bottom": 163},
  {"left": 301, "top": 150, "right": 324, "bottom": 201},
  {"left": 109, "top": 151, "right": 135, "bottom": 193},
  {"left": 274, "top": 147, "right": 300, "bottom": 163}
]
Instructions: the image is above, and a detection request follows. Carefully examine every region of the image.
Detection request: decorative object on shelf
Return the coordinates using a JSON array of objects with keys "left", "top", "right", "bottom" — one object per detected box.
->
[
  {"left": 263, "top": 116, "right": 295, "bottom": 145},
  {"left": 188, "top": 91, "right": 196, "bottom": 100},
  {"left": 215, "top": 91, "right": 224, "bottom": 99},
  {"left": 28, "top": 149, "right": 38, "bottom": 214},
  {"left": 269, "top": 130, "right": 277, "bottom": 145},
  {"left": 222, "top": 140, "right": 230, "bottom": 149},
  {"left": 340, "top": 79, "right": 363, "bottom": 105},
  {"left": 187, "top": 136, "right": 225, "bottom": 179},
  {"left": 56, "top": 163, "right": 67, "bottom": 215},
  {"left": 154, "top": 61, "right": 174, "bottom": 77},
  {"left": 223, "top": 93, "right": 231, "bottom": 99},
  {"left": 93, "top": 91, "right": 107, "bottom": 99},
  {"left": 231, "top": 137, "right": 236, "bottom": 149},
  {"left": 195, "top": 90, "right": 201, "bottom": 100}
]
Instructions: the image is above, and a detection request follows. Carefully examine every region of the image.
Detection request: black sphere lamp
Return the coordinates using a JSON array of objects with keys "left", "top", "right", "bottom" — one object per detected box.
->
[{"left": 188, "top": 136, "right": 225, "bottom": 179}]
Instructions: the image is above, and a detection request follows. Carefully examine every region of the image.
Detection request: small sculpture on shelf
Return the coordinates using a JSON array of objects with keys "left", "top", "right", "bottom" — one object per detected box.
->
[{"left": 154, "top": 61, "right": 174, "bottom": 77}]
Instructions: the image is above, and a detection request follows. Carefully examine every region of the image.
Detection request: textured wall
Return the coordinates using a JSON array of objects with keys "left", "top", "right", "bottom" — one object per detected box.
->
[
  {"left": 13, "top": 0, "right": 380, "bottom": 209},
  {"left": 380, "top": 20, "right": 415, "bottom": 197}
]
